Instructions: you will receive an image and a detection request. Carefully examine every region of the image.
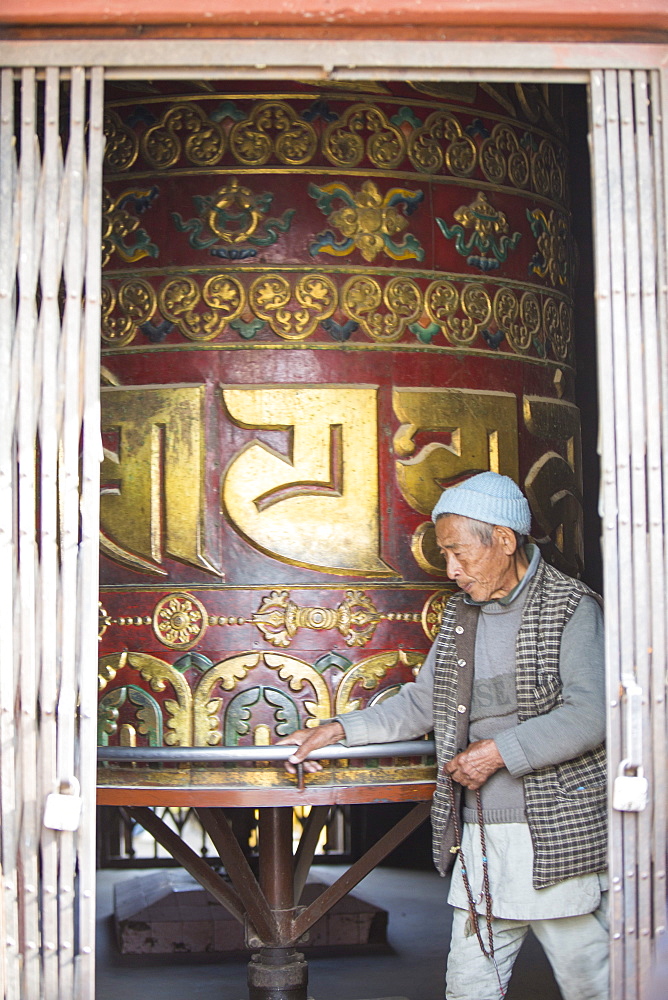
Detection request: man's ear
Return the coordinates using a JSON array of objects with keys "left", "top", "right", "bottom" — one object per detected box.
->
[{"left": 495, "top": 525, "right": 517, "bottom": 554}]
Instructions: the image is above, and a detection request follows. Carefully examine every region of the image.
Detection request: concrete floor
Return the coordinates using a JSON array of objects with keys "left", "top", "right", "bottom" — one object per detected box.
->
[{"left": 96, "top": 865, "right": 563, "bottom": 1000}]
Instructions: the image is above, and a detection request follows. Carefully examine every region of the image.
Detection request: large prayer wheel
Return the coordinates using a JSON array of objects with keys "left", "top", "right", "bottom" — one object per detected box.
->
[{"left": 97, "top": 80, "right": 581, "bottom": 802}]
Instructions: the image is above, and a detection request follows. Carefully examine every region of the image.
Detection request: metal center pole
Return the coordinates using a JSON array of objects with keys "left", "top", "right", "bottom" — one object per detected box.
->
[{"left": 247, "top": 807, "right": 308, "bottom": 1000}]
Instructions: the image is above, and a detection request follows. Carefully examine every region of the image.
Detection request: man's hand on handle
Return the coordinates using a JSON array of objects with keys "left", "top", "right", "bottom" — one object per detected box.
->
[{"left": 276, "top": 721, "right": 346, "bottom": 774}]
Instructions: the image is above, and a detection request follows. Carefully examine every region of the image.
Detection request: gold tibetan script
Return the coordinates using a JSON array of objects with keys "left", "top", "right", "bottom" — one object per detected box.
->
[
  {"left": 222, "top": 385, "right": 391, "bottom": 575},
  {"left": 100, "top": 385, "right": 218, "bottom": 576},
  {"left": 393, "top": 387, "right": 519, "bottom": 576}
]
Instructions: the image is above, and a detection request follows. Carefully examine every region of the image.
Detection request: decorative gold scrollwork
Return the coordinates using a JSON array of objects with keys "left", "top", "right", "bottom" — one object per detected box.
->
[
  {"left": 543, "top": 296, "right": 567, "bottom": 360},
  {"left": 492, "top": 287, "right": 521, "bottom": 352},
  {"left": 230, "top": 101, "right": 317, "bottom": 166},
  {"left": 103, "top": 110, "right": 138, "bottom": 172},
  {"left": 263, "top": 653, "right": 332, "bottom": 727},
  {"left": 532, "top": 139, "right": 565, "bottom": 203},
  {"left": 460, "top": 284, "right": 493, "bottom": 341},
  {"left": 98, "top": 651, "right": 128, "bottom": 692},
  {"left": 527, "top": 208, "right": 572, "bottom": 288},
  {"left": 480, "top": 123, "right": 530, "bottom": 189},
  {"left": 142, "top": 104, "right": 226, "bottom": 169},
  {"left": 407, "top": 111, "right": 477, "bottom": 176},
  {"left": 520, "top": 292, "right": 542, "bottom": 347},
  {"left": 421, "top": 590, "right": 454, "bottom": 641},
  {"left": 159, "top": 274, "right": 245, "bottom": 340},
  {"left": 251, "top": 589, "right": 381, "bottom": 648},
  {"left": 323, "top": 104, "right": 405, "bottom": 169},
  {"left": 427, "top": 282, "right": 491, "bottom": 347},
  {"left": 126, "top": 652, "right": 193, "bottom": 746},
  {"left": 335, "top": 650, "right": 425, "bottom": 715},
  {"left": 554, "top": 300, "right": 572, "bottom": 361},
  {"left": 193, "top": 653, "right": 262, "bottom": 745},
  {"left": 101, "top": 278, "right": 156, "bottom": 347},
  {"left": 493, "top": 287, "right": 540, "bottom": 354},
  {"left": 424, "top": 280, "right": 458, "bottom": 343},
  {"left": 342, "top": 275, "right": 421, "bottom": 342},
  {"left": 249, "top": 273, "right": 337, "bottom": 340}
]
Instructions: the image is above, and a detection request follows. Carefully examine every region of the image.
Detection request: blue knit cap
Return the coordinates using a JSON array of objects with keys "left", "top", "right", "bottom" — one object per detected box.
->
[{"left": 431, "top": 471, "right": 531, "bottom": 535}]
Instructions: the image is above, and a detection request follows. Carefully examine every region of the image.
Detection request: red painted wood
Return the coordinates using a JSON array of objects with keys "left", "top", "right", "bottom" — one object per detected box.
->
[
  {"left": 96, "top": 781, "right": 436, "bottom": 807},
  {"left": 2, "top": 0, "right": 666, "bottom": 34}
]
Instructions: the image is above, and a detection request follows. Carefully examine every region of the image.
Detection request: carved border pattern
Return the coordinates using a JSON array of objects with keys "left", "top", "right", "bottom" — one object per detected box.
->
[
  {"left": 99, "top": 589, "right": 431, "bottom": 649},
  {"left": 101, "top": 272, "right": 573, "bottom": 362},
  {"left": 103, "top": 98, "right": 568, "bottom": 207},
  {"left": 97, "top": 646, "right": 427, "bottom": 747}
]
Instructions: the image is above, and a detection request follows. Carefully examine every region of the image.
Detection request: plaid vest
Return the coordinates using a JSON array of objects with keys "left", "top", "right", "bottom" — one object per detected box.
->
[{"left": 430, "top": 558, "right": 607, "bottom": 889}]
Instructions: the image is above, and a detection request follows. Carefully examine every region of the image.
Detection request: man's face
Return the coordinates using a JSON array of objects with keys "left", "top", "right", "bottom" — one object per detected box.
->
[{"left": 435, "top": 514, "right": 520, "bottom": 602}]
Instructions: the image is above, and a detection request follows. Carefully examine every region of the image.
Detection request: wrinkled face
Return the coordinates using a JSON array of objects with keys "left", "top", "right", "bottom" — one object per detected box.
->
[{"left": 435, "top": 514, "right": 522, "bottom": 603}]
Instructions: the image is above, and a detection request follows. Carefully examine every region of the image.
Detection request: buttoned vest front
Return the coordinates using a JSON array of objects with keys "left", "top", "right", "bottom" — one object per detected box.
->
[{"left": 430, "top": 558, "right": 607, "bottom": 889}]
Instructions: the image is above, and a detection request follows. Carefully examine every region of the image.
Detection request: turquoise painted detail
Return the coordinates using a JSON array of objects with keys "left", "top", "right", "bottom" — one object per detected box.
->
[
  {"left": 172, "top": 203, "right": 295, "bottom": 252},
  {"left": 264, "top": 688, "right": 300, "bottom": 737},
  {"left": 210, "top": 101, "right": 247, "bottom": 123},
  {"left": 391, "top": 106, "right": 422, "bottom": 129},
  {"left": 436, "top": 191, "right": 521, "bottom": 272},
  {"left": 173, "top": 652, "right": 213, "bottom": 674},
  {"left": 98, "top": 688, "right": 125, "bottom": 745},
  {"left": 314, "top": 651, "right": 353, "bottom": 673},
  {"left": 97, "top": 685, "right": 163, "bottom": 745},
  {"left": 436, "top": 216, "right": 521, "bottom": 269},
  {"left": 322, "top": 318, "right": 358, "bottom": 342},
  {"left": 521, "top": 131, "right": 539, "bottom": 153},
  {"left": 409, "top": 321, "right": 441, "bottom": 344},
  {"left": 224, "top": 688, "right": 261, "bottom": 744},
  {"left": 127, "top": 685, "right": 163, "bottom": 745},
  {"left": 303, "top": 99, "right": 338, "bottom": 124},
  {"left": 229, "top": 317, "right": 267, "bottom": 340},
  {"left": 223, "top": 686, "right": 299, "bottom": 742}
]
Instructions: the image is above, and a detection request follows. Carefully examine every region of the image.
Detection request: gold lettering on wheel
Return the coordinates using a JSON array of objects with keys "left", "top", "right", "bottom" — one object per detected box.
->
[
  {"left": 222, "top": 386, "right": 392, "bottom": 575},
  {"left": 100, "top": 385, "right": 219, "bottom": 576},
  {"left": 523, "top": 396, "right": 583, "bottom": 576},
  {"left": 394, "top": 388, "right": 519, "bottom": 575}
]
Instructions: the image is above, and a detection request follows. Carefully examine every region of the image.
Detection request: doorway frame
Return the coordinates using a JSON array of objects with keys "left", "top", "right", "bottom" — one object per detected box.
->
[{"left": 0, "top": 34, "right": 666, "bottom": 1000}]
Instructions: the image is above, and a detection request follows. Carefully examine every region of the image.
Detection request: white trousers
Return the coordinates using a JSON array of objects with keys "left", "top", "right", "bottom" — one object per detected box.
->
[{"left": 445, "top": 894, "right": 609, "bottom": 1000}]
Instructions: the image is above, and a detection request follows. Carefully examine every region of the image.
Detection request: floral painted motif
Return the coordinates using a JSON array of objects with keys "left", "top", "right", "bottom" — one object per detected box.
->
[{"left": 309, "top": 180, "right": 424, "bottom": 263}]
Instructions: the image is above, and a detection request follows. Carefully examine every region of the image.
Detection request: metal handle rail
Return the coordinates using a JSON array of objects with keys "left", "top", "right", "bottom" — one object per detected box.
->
[{"left": 97, "top": 740, "right": 435, "bottom": 763}]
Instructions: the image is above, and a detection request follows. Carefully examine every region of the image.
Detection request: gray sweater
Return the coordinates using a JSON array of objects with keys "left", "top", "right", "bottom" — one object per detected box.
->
[{"left": 337, "top": 553, "right": 605, "bottom": 822}]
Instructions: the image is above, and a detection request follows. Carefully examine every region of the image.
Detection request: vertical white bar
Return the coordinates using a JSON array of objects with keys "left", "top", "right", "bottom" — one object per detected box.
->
[
  {"left": 589, "top": 68, "right": 625, "bottom": 1000},
  {"left": 0, "top": 65, "right": 21, "bottom": 1000},
  {"left": 15, "top": 66, "right": 41, "bottom": 1000},
  {"left": 621, "top": 69, "right": 651, "bottom": 995},
  {"left": 634, "top": 72, "right": 665, "bottom": 996},
  {"left": 616, "top": 71, "right": 641, "bottom": 999},
  {"left": 56, "top": 65, "right": 87, "bottom": 1000},
  {"left": 37, "top": 66, "right": 63, "bottom": 1000},
  {"left": 649, "top": 66, "right": 668, "bottom": 960},
  {"left": 74, "top": 63, "right": 104, "bottom": 1000}
]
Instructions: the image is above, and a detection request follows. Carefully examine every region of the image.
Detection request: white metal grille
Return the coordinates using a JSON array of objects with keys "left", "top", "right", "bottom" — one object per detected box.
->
[
  {"left": 0, "top": 66, "right": 103, "bottom": 1000},
  {"left": 590, "top": 68, "right": 668, "bottom": 1000}
]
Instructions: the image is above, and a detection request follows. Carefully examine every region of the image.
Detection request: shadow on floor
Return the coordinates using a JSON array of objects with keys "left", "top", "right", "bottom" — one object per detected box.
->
[{"left": 96, "top": 865, "right": 563, "bottom": 1000}]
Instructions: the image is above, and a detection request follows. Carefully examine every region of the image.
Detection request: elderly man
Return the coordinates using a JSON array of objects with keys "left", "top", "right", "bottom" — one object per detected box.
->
[{"left": 282, "top": 472, "right": 608, "bottom": 1000}]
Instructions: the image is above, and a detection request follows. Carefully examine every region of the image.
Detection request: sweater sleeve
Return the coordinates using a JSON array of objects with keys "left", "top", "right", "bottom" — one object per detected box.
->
[
  {"left": 336, "top": 643, "right": 436, "bottom": 746},
  {"left": 494, "top": 595, "right": 605, "bottom": 776}
]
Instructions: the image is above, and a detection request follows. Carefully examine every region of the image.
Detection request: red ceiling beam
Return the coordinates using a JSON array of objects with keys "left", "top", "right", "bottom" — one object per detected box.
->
[{"left": 1, "top": 0, "right": 667, "bottom": 41}]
